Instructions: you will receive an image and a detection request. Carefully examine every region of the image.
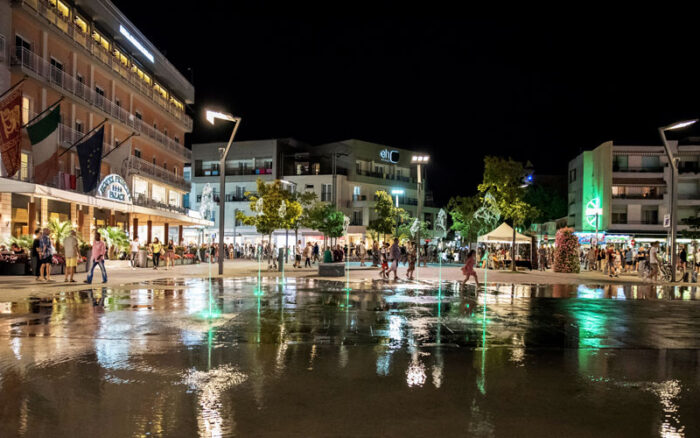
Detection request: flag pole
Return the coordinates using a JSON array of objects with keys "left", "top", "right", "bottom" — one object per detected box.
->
[
  {"left": 58, "top": 118, "right": 108, "bottom": 157},
  {"left": 0, "top": 76, "right": 27, "bottom": 101},
  {"left": 20, "top": 96, "right": 64, "bottom": 129},
  {"left": 101, "top": 132, "right": 139, "bottom": 160}
]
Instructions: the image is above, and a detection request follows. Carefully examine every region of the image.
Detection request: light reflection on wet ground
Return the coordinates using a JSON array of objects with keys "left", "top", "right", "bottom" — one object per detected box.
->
[{"left": 1, "top": 278, "right": 699, "bottom": 437}]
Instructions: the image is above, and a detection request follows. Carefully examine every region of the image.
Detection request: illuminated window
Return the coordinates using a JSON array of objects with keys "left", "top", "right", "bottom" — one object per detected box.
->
[
  {"left": 21, "top": 96, "right": 31, "bottom": 125},
  {"left": 20, "top": 152, "right": 30, "bottom": 181},
  {"left": 152, "top": 184, "right": 165, "bottom": 202},
  {"left": 168, "top": 191, "right": 180, "bottom": 207},
  {"left": 92, "top": 31, "right": 110, "bottom": 51},
  {"left": 113, "top": 48, "right": 129, "bottom": 66},
  {"left": 169, "top": 97, "right": 184, "bottom": 111},
  {"left": 73, "top": 15, "right": 87, "bottom": 33},
  {"left": 49, "top": 0, "right": 70, "bottom": 18},
  {"left": 153, "top": 83, "right": 168, "bottom": 99},
  {"left": 133, "top": 177, "right": 148, "bottom": 196}
]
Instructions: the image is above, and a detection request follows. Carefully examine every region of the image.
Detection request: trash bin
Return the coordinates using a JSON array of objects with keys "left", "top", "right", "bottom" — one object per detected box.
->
[
  {"left": 138, "top": 249, "right": 148, "bottom": 267},
  {"left": 323, "top": 249, "right": 333, "bottom": 263}
]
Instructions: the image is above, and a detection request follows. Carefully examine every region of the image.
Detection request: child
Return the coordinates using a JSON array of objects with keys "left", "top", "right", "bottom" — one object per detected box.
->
[
  {"left": 379, "top": 242, "right": 389, "bottom": 279},
  {"left": 461, "top": 250, "right": 479, "bottom": 289}
]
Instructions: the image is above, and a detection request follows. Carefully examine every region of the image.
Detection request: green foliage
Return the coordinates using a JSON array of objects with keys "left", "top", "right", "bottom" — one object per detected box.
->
[
  {"left": 48, "top": 218, "right": 73, "bottom": 253},
  {"left": 6, "top": 234, "right": 33, "bottom": 252},
  {"left": 237, "top": 179, "right": 303, "bottom": 235},
  {"left": 680, "top": 217, "right": 700, "bottom": 241},
  {"left": 292, "top": 190, "right": 319, "bottom": 230},
  {"left": 524, "top": 184, "right": 567, "bottom": 224},
  {"left": 305, "top": 202, "right": 346, "bottom": 239},
  {"left": 368, "top": 190, "right": 405, "bottom": 238},
  {"left": 98, "top": 226, "right": 129, "bottom": 258},
  {"left": 478, "top": 156, "right": 538, "bottom": 229}
]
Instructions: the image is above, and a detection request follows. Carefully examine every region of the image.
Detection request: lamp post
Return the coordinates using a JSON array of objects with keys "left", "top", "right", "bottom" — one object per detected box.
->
[
  {"left": 411, "top": 154, "right": 430, "bottom": 269},
  {"left": 280, "top": 180, "right": 297, "bottom": 265},
  {"left": 391, "top": 189, "right": 404, "bottom": 237},
  {"left": 205, "top": 109, "right": 242, "bottom": 275},
  {"left": 659, "top": 118, "right": 698, "bottom": 282}
]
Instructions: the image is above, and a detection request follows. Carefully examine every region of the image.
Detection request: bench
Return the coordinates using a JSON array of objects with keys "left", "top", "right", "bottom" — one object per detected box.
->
[{"left": 318, "top": 262, "right": 345, "bottom": 277}]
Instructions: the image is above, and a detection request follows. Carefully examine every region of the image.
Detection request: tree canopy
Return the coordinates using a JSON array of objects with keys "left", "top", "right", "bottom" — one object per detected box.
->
[{"left": 236, "top": 179, "right": 303, "bottom": 236}]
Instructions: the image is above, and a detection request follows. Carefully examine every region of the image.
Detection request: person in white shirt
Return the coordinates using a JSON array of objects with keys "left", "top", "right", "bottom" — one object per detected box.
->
[
  {"left": 294, "top": 240, "right": 302, "bottom": 268},
  {"left": 649, "top": 241, "right": 660, "bottom": 281},
  {"left": 130, "top": 237, "right": 140, "bottom": 269}
]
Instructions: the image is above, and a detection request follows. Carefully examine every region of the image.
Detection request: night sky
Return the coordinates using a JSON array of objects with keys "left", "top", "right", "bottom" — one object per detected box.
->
[{"left": 112, "top": 5, "right": 700, "bottom": 204}]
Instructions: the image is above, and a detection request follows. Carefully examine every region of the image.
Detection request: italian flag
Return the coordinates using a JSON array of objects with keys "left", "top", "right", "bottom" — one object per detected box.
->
[{"left": 28, "top": 105, "right": 60, "bottom": 185}]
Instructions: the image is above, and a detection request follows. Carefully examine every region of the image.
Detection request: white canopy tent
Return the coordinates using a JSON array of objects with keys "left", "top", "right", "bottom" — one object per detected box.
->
[{"left": 478, "top": 223, "right": 531, "bottom": 244}]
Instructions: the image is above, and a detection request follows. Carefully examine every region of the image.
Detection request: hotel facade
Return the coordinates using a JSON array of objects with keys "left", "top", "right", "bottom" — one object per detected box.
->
[
  {"left": 187, "top": 138, "right": 439, "bottom": 246},
  {"left": 0, "top": 0, "right": 210, "bottom": 244}
]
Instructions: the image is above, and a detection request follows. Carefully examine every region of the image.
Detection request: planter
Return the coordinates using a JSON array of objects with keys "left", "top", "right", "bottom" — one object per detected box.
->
[
  {"left": 138, "top": 250, "right": 148, "bottom": 268},
  {"left": 0, "top": 262, "right": 29, "bottom": 275},
  {"left": 76, "top": 262, "right": 87, "bottom": 273},
  {"left": 50, "top": 264, "right": 64, "bottom": 275}
]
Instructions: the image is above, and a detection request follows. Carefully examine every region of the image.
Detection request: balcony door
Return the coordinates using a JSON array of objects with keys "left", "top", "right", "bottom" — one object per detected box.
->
[{"left": 50, "top": 58, "right": 64, "bottom": 87}]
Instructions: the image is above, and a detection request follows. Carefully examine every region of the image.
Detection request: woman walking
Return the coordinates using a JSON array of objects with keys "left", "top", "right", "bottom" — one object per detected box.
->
[
  {"left": 165, "top": 239, "right": 175, "bottom": 270},
  {"left": 461, "top": 250, "right": 479, "bottom": 289},
  {"left": 85, "top": 233, "right": 107, "bottom": 284},
  {"left": 151, "top": 237, "right": 162, "bottom": 270},
  {"left": 406, "top": 243, "right": 417, "bottom": 280}
]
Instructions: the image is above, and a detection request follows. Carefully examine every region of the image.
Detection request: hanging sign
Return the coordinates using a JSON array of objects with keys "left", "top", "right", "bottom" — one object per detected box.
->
[{"left": 96, "top": 173, "right": 132, "bottom": 204}]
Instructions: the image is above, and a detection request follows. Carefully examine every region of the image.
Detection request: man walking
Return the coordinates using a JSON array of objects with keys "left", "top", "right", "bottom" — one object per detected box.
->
[
  {"left": 388, "top": 238, "right": 401, "bottom": 281},
  {"left": 356, "top": 241, "right": 367, "bottom": 266},
  {"left": 63, "top": 230, "right": 79, "bottom": 283},
  {"left": 649, "top": 241, "right": 660, "bottom": 282},
  {"left": 130, "top": 236, "right": 140, "bottom": 269}
]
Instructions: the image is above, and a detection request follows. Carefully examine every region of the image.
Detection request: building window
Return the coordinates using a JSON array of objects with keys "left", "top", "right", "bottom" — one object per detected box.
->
[
  {"left": 168, "top": 191, "right": 180, "bottom": 207},
  {"left": 20, "top": 152, "right": 30, "bottom": 181},
  {"left": 321, "top": 184, "right": 332, "bottom": 202},
  {"left": 152, "top": 184, "right": 165, "bottom": 203},
  {"left": 75, "top": 120, "right": 83, "bottom": 133},
  {"left": 135, "top": 111, "right": 142, "bottom": 120},
  {"left": 173, "top": 166, "right": 178, "bottom": 177},
  {"left": 15, "top": 35, "right": 31, "bottom": 57},
  {"left": 163, "top": 161, "right": 168, "bottom": 170},
  {"left": 49, "top": 58, "right": 64, "bottom": 85},
  {"left": 114, "top": 137, "right": 120, "bottom": 147},
  {"left": 133, "top": 177, "right": 148, "bottom": 197},
  {"left": 115, "top": 98, "right": 121, "bottom": 108},
  {"left": 134, "top": 148, "right": 141, "bottom": 158},
  {"left": 21, "top": 96, "right": 31, "bottom": 125},
  {"left": 174, "top": 136, "right": 180, "bottom": 144},
  {"left": 153, "top": 157, "right": 157, "bottom": 166},
  {"left": 569, "top": 169, "right": 576, "bottom": 183}
]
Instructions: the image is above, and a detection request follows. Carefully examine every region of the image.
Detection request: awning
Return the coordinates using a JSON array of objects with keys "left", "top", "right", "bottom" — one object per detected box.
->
[{"left": 478, "top": 223, "right": 531, "bottom": 244}]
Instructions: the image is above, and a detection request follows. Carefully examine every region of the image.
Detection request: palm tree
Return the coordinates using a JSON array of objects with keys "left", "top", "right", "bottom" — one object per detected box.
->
[
  {"left": 48, "top": 218, "right": 73, "bottom": 254},
  {"left": 98, "top": 226, "right": 129, "bottom": 259}
]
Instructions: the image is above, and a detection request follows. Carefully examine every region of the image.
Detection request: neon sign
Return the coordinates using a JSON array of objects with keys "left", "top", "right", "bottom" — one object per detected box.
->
[
  {"left": 585, "top": 197, "right": 602, "bottom": 228},
  {"left": 119, "top": 25, "right": 154, "bottom": 63},
  {"left": 379, "top": 149, "right": 400, "bottom": 163}
]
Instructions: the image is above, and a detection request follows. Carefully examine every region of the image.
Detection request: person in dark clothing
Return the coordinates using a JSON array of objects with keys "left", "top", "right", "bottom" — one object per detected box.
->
[{"left": 31, "top": 228, "right": 42, "bottom": 280}]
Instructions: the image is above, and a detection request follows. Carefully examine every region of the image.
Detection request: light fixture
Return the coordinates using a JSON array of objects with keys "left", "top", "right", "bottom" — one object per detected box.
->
[
  {"left": 664, "top": 119, "right": 698, "bottom": 131},
  {"left": 411, "top": 154, "right": 430, "bottom": 163},
  {"left": 391, "top": 189, "right": 404, "bottom": 195},
  {"left": 205, "top": 110, "right": 237, "bottom": 125}
]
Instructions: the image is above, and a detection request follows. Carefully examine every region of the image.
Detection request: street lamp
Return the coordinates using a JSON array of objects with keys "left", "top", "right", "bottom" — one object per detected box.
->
[
  {"left": 659, "top": 118, "right": 698, "bottom": 282},
  {"left": 280, "top": 179, "right": 297, "bottom": 264},
  {"left": 205, "top": 109, "right": 242, "bottom": 275},
  {"left": 391, "top": 189, "right": 404, "bottom": 236},
  {"left": 411, "top": 154, "right": 430, "bottom": 268}
]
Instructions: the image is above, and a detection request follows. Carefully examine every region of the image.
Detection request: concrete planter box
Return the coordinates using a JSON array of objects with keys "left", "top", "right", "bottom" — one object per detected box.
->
[
  {"left": 318, "top": 263, "right": 345, "bottom": 277},
  {"left": 76, "top": 262, "right": 87, "bottom": 273},
  {"left": 50, "top": 264, "right": 63, "bottom": 275},
  {"left": 0, "top": 263, "right": 29, "bottom": 275}
]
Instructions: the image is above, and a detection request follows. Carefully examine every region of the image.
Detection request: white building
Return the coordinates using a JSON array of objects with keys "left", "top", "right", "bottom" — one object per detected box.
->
[{"left": 186, "top": 138, "right": 438, "bottom": 246}]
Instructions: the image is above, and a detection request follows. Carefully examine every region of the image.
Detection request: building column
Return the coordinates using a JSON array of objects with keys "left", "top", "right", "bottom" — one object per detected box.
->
[
  {"left": 147, "top": 220, "right": 152, "bottom": 244},
  {"left": 70, "top": 202, "right": 78, "bottom": 227},
  {"left": 133, "top": 217, "right": 139, "bottom": 239},
  {"left": 40, "top": 198, "right": 48, "bottom": 227},
  {"left": 109, "top": 210, "right": 115, "bottom": 227},
  {"left": 178, "top": 225, "right": 183, "bottom": 245},
  {"left": 77, "top": 207, "right": 85, "bottom": 240},
  {"left": 28, "top": 200, "right": 36, "bottom": 233},
  {"left": 0, "top": 193, "right": 12, "bottom": 238},
  {"left": 164, "top": 223, "right": 169, "bottom": 243}
]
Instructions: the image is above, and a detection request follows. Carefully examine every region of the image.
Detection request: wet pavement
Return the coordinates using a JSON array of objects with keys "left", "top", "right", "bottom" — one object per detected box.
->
[{"left": 1, "top": 278, "right": 699, "bottom": 437}]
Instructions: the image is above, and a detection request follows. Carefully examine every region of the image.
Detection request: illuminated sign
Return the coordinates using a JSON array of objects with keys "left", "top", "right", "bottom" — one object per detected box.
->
[
  {"left": 119, "top": 25, "right": 154, "bottom": 63},
  {"left": 97, "top": 174, "right": 132, "bottom": 204},
  {"left": 379, "top": 149, "right": 400, "bottom": 163},
  {"left": 585, "top": 198, "right": 603, "bottom": 228}
]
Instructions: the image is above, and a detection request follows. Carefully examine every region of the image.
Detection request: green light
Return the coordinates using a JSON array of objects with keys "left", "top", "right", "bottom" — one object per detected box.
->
[{"left": 585, "top": 197, "right": 602, "bottom": 228}]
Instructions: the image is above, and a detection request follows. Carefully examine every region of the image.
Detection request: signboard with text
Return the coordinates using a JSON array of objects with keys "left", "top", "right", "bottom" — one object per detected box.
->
[{"left": 96, "top": 174, "right": 132, "bottom": 204}]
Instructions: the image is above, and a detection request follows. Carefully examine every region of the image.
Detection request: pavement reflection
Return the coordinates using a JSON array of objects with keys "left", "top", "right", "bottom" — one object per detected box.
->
[{"left": 0, "top": 278, "right": 699, "bottom": 437}]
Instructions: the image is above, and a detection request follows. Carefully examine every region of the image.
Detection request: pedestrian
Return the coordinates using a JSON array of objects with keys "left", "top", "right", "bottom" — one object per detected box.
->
[
  {"left": 461, "top": 249, "right": 480, "bottom": 289},
  {"left": 357, "top": 241, "right": 367, "bottom": 266},
  {"left": 63, "top": 230, "right": 79, "bottom": 283},
  {"left": 607, "top": 245, "right": 617, "bottom": 277},
  {"left": 304, "top": 242, "right": 312, "bottom": 267},
  {"left": 313, "top": 242, "right": 320, "bottom": 263},
  {"left": 38, "top": 228, "right": 54, "bottom": 282},
  {"left": 165, "top": 239, "right": 175, "bottom": 270},
  {"left": 679, "top": 245, "right": 688, "bottom": 278},
  {"left": 388, "top": 238, "right": 401, "bottom": 281},
  {"left": 31, "top": 228, "right": 42, "bottom": 281},
  {"left": 406, "top": 242, "right": 417, "bottom": 280},
  {"left": 85, "top": 232, "right": 107, "bottom": 284},
  {"left": 379, "top": 242, "right": 390, "bottom": 279},
  {"left": 624, "top": 247, "right": 633, "bottom": 273},
  {"left": 150, "top": 237, "right": 162, "bottom": 270},
  {"left": 649, "top": 241, "right": 660, "bottom": 282},
  {"left": 538, "top": 245, "right": 547, "bottom": 271},
  {"left": 372, "top": 241, "right": 380, "bottom": 267},
  {"left": 130, "top": 236, "right": 140, "bottom": 269}
]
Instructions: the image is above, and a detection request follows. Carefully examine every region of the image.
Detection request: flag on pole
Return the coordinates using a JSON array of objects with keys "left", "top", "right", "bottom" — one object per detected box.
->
[
  {"left": 28, "top": 105, "right": 60, "bottom": 185},
  {"left": 103, "top": 139, "right": 131, "bottom": 179},
  {"left": 0, "top": 89, "right": 23, "bottom": 178},
  {"left": 77, "top": 126, "right": 104, "bottom": 193}
]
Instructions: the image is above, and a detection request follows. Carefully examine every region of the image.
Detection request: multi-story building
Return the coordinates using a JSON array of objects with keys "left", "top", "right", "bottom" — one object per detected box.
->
[
  {"left": 567, "top": 140, "right": 700, "bottom": 245},
  {"left": 187, "top": 138, "right": 438, "bottom": 246},
  {"left": 0, "top": 0, "right": 210, "bottom": 243}
]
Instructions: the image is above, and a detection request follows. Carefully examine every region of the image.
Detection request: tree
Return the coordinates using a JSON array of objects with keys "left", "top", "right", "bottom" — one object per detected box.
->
[
  {"left": 236, "top": 179, "right": 302, "bottom": 262},
  {"left": 680, "top": 217, "right": 700, "bottom": 259},
  {"left": 98, "top": 226, "right": 129, "bottom": 259},
  {"left": 478, "top": 156, "right": 539, "bottom": 271},
  {"left": 290, "top": 190, "right": 318, "bottom": 247},
  {"left": 48, "top": 218, "right": 73, "bottom": 254},
  {"left": 524, "top": 184, "right": 567, "bottom": 224},
  {"left": 368, "top": 190, "right": 405, "bottom": 241}
]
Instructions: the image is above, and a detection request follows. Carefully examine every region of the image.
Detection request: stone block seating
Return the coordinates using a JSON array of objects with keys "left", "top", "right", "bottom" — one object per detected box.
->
[{"left": 318, "top": 262, "right": 345, "bottom": 277}]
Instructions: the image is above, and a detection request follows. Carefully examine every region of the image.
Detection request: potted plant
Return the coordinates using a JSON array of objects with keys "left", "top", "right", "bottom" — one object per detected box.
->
[
  {"left": 77, "top": 241, "right": 92, "bottom": 273},
  {"left": 98, "top": 226, "right": 130, "bottom": 260}
]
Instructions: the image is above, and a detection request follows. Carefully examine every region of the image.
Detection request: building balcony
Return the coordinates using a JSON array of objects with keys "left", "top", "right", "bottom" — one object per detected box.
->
[
  {"left": 612, "top": 166, "right": 664, "bottom": 173},
  {"left": 132, "top": 193, "right": 189, "bottom": 216},
  {"left": 0, "top": 33, "right": 5, "bottom": 62},
  {"left": 127, "top": 156, "right": 190, "bottom": 192},
  {"left": 16, "top": 0, "right": 193, "bottom": 131},
  {"left": 12, "top": 47, "right": 191, "bottom": 161},
  {"left": 612, "top": 193, "right": 664, "bottom": 200},
  {"left": 355, "top": 169, "right": 417, "bottom": 184}
]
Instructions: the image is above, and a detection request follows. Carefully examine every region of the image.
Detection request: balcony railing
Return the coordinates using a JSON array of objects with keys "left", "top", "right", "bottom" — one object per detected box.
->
[
  {"left": 132, "top": 194, "right": 189, "bottom": 216},
  {"left": 613, "top": 166, "right": 664, "bottom": 173},
  {"left": 127, "top": 156, "right": 190, "bottom": 192},
  {"left": 12, "top": 47, "right": 191, "bottom": 161},
  {"left": 356, "top": 169, "right": 417, "bottom": 183},
  {"left": 20, "top": 0, "right": 193, "bottom": 130},
  {"left": 612, "top": 193, "right": 664, "bottom": 200}
]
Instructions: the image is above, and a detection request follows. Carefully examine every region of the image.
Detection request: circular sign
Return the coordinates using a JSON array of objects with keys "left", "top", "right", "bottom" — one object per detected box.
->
[
  {"left": 97, "top": 174, "right": 132, "bottom": 204},
  {"left": 631, "top": 239, "right": 636, "bottom": 246},
  {"left": 585, "top": 198, "right": 603, "bottom": 228}
]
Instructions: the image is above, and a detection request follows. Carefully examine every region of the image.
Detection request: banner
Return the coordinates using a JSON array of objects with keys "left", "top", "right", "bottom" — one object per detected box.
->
[{"left": 0, "top": 89, "right": 23, "bottom": 177}]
